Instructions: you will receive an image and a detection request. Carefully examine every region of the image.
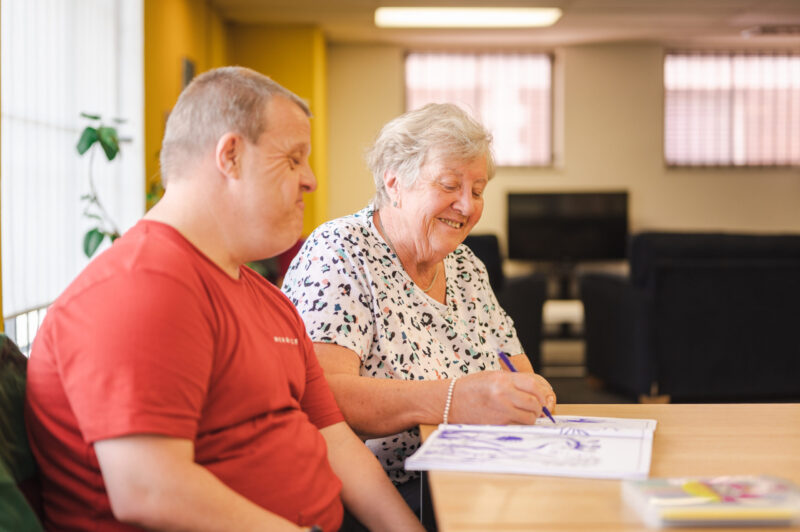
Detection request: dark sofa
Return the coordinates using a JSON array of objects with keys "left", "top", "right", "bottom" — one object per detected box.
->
[{"left": 580, "top": 232, "right": 800, "bottom": 401}]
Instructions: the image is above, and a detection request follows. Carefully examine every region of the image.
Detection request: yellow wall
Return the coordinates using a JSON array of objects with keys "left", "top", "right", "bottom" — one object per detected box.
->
[
  {"left": 144, "top": 13, "right": 329, "bottom": 235},
  {"left": 143, "top": 0, "right": 229, "bottom": 208},
  {"left": 228, "top": 24, "right": 329, "bottom": 235}
]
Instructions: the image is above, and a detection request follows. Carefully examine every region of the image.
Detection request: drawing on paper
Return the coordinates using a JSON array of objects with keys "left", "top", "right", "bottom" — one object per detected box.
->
[
  {"left": 550, "top": 417, "right": 627, "bottom": 437},
  {"left": 405, "top": 416, "right": 657, "bottom": 479},
  {"left": 420, "top": 428, "right": 603, "bottom": 468}
]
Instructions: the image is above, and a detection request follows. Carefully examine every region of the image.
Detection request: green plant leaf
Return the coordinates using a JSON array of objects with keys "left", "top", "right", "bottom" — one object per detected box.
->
[
  {"left": 108, "top": 231, "right": 121, "bottom": 242},
  {"left": 80, "top": 112, "right": 101, "bottom": 120},
  {"left": 97, "top": 126, "right": 120, "bottom": 160},
  {"left": 83, "top": 228, "right": 105, "bottom": 257},
  {"left": 76, "top": 127, "right": 99, "bottom": 155}
]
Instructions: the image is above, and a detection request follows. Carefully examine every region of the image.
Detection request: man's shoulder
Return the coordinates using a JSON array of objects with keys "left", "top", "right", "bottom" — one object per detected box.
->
[
  {"left": 114, "top": 220, "right": 204, "bottom": 269},
  {"left": 54, "top": 221, "right": 211, "bottom": 308}
]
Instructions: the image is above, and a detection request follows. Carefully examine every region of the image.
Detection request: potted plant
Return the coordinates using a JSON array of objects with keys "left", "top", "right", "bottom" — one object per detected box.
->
[{"left": 75, "top": 112, "right": 124, "bottom": 257}]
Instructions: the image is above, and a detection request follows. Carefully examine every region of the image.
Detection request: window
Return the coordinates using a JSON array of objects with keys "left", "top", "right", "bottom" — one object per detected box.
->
[
  {"left": 1, "top": 0, "right": 144, "bottom": 353},
  {"left": 406, "top": 52, "right": 552, "bottom": 166},
  {"left": 664, "top": 52, "right": 800, "bottom": 167}
]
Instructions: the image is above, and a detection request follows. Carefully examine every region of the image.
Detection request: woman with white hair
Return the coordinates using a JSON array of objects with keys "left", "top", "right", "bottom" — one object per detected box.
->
[{"left": 282, "top": 103, "right": 556, "bottom": 528}]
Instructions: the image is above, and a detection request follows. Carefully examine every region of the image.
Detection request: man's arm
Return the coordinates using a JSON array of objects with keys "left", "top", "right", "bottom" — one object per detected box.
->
[
  {"left": 315, "top": 343, "right": 555, "bottom": 439},
  {"left": 321, "top": 422, "right": 423, "bottom": 532},
  {"left": 94, "top": 435, "right": 306, "bottom": 532}
]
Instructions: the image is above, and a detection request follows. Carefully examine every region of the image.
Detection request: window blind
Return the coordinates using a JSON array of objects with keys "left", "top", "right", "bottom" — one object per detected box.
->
[
  {"left": 664, "top": 52, "right": 800, "bottom": 167},
  {"left": 406, "top": 52, "right": 552, "bottom": 167},
  {"left": 1, "top": 0, "right": 144, "bottom": 328}
]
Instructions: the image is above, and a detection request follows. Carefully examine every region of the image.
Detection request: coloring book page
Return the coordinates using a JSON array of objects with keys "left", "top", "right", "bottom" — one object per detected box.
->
[{"left": 405, "top": 416, "right": 656, "bottom": 480}]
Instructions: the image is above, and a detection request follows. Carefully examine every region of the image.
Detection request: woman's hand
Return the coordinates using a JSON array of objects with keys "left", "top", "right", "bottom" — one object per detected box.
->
[
  {"left": 533, "top": 372, "right": 557, "bottom": 413},
  {"left": 447, "top": 370, "right": 556, "bottom": 425}
]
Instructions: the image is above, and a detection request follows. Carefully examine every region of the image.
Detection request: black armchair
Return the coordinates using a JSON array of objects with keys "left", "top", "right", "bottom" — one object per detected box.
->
[
  {"left": 580, "top": 232, "right": 800, "bottom": 402},
  {"left": 463, "top": 234, "right": 547, "bottom": 372},
  {"left": 0, "top": 334, "right": 44, "bottom": 530}
]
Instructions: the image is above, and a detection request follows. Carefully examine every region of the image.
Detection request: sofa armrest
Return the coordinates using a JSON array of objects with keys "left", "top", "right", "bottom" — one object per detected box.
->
[{"left": 579, "top": 273, "right": 653, "bottom": 397}]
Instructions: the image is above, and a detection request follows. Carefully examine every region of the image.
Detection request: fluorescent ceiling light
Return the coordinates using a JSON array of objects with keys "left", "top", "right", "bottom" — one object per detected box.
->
[{"left": 374, "top": 7, "right": 562, "bottom": 28}]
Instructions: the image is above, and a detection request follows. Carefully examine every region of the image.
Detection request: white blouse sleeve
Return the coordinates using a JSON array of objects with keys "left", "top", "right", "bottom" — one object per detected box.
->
[{"left": 281, "top": 228, "right": 376, "bottom": 360}]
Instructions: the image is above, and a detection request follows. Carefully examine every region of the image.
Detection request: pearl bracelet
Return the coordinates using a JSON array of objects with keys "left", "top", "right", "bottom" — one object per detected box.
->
[{"left": 442, "top": 377, "right": 459, "bottom": 424}]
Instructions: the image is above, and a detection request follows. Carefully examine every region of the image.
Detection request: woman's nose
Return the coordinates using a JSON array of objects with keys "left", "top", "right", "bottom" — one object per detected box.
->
[{"left": 454, "top": 189, "right": 476, "bottom": 216}]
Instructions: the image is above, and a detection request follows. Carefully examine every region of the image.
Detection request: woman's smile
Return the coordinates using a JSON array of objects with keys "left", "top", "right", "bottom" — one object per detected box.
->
[{"left": 438, "top": 217, "right": 464, "bottom": 229}]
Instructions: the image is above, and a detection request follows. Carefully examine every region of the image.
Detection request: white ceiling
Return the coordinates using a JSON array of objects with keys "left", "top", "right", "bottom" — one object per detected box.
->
[{"left": 209, "top": 0, "right": 800, "bottom": 48}]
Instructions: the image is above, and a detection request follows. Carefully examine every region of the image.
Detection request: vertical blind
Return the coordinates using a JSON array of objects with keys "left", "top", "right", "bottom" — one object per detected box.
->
[
  {"left": 664, "top": 52, "right": 800, "bottom": 166},
  {"left": 406, "top": 52, "right": 552, "bottom": 166},
  {"left": 1, "top": 0, "right": 144, "bottom": 322}
]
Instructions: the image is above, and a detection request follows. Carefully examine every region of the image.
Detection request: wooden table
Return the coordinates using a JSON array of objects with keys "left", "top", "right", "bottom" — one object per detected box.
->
[{"left": 422, "top": 403, "right": 800, "bottom": 531}]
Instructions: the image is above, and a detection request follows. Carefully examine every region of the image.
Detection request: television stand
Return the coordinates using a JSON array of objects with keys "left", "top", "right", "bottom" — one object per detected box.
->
[
  {"left": 541, "top": 299, "right": 585, "bottom": 377},
  {"left": 538, "top": 261, "right": 582, "bottom": 338},
  {"left": 553, "top": 262, "right": 578, "bottom": 300}
]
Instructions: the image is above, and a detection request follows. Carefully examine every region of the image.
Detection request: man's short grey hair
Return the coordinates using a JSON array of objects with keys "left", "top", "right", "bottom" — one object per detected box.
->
[
  {"left": 366, "top": 103, "right": 495, "bottom": 208},
  {"left": 160, "top": 66, "right": 310, "bottom": 183}
]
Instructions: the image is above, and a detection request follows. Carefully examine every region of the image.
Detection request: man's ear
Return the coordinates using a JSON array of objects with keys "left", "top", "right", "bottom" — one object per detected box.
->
[{"left": 215, "top": 132, "right": 242, "bottom": 179}]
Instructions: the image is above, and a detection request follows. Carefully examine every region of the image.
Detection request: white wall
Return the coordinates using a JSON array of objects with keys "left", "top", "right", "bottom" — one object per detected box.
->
[{"left": 327, "top": 41, "right": 800, "bottom": 252}]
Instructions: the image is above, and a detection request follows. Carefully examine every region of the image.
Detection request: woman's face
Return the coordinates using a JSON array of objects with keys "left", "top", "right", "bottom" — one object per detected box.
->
[{"left": 393, "top": 153, "right": 488, "bottom": 262}]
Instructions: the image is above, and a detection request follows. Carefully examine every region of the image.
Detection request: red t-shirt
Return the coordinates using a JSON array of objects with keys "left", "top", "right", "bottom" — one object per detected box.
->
[{"left": 25, "top": 221, "right": 344, "bottom": 531}]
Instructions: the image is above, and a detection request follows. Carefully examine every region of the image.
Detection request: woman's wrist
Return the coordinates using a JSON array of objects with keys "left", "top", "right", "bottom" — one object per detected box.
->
[{"left": 443, "top": 377, "right": 459, "bottom": 424}]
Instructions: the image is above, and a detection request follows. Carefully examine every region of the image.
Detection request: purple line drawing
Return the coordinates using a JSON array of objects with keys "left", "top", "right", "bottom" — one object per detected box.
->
[
  {"left": 419, "top": 429, "right": 602, "bottom": 468},
  {"left": 406, "top": 417, "right": 657, "bottom": 479}
]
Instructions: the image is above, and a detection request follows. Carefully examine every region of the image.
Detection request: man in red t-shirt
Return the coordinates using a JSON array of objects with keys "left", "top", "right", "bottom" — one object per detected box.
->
[{"left": 25, "top": 67, "right": 423, "bottom": 532}]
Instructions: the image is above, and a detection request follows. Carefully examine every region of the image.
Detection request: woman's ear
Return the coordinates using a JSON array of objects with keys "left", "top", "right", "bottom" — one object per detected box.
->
[
  {"left": 215, "top": 132, "right": 242, "bottom": 179},
  {"left": 383, "top": 171, "right": 401, "bottom": 208}
]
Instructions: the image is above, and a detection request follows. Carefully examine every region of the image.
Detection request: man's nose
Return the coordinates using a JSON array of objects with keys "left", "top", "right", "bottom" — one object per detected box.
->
[{"left": 301, "top": 165, "right": 317, "bottom": 193}]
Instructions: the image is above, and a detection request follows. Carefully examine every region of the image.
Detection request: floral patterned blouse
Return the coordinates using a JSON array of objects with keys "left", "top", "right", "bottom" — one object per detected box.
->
[{"left": 281, "top": 204, "right": 523, "bottom": 484}]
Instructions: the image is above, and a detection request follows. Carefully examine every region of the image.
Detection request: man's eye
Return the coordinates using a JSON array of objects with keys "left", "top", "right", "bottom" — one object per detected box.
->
[{"left": 473, "top": 190, "right": 484, "bottom": 198}]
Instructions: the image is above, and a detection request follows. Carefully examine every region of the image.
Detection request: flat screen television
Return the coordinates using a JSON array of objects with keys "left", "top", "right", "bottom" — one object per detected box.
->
[{"left": 507, "top": 192, "right": 629, "bottom": 262}]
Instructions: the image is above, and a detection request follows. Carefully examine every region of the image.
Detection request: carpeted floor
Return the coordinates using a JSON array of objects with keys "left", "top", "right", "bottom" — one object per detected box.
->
[
  {"left": 539, "top": 338, "right": 634, "bottom": 404},
  {"left": 546, "top": 376, "right": 634, "bottom": 404}
]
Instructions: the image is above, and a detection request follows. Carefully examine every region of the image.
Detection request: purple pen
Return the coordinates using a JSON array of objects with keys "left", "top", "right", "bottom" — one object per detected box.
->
[{"left": 497, "top": 350, "right": 556, "bottom": 423}]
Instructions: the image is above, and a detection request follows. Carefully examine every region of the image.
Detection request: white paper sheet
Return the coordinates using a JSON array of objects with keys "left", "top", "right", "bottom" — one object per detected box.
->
[{"left": 405, "top": 416, "right": 656, "bottom": 480}]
